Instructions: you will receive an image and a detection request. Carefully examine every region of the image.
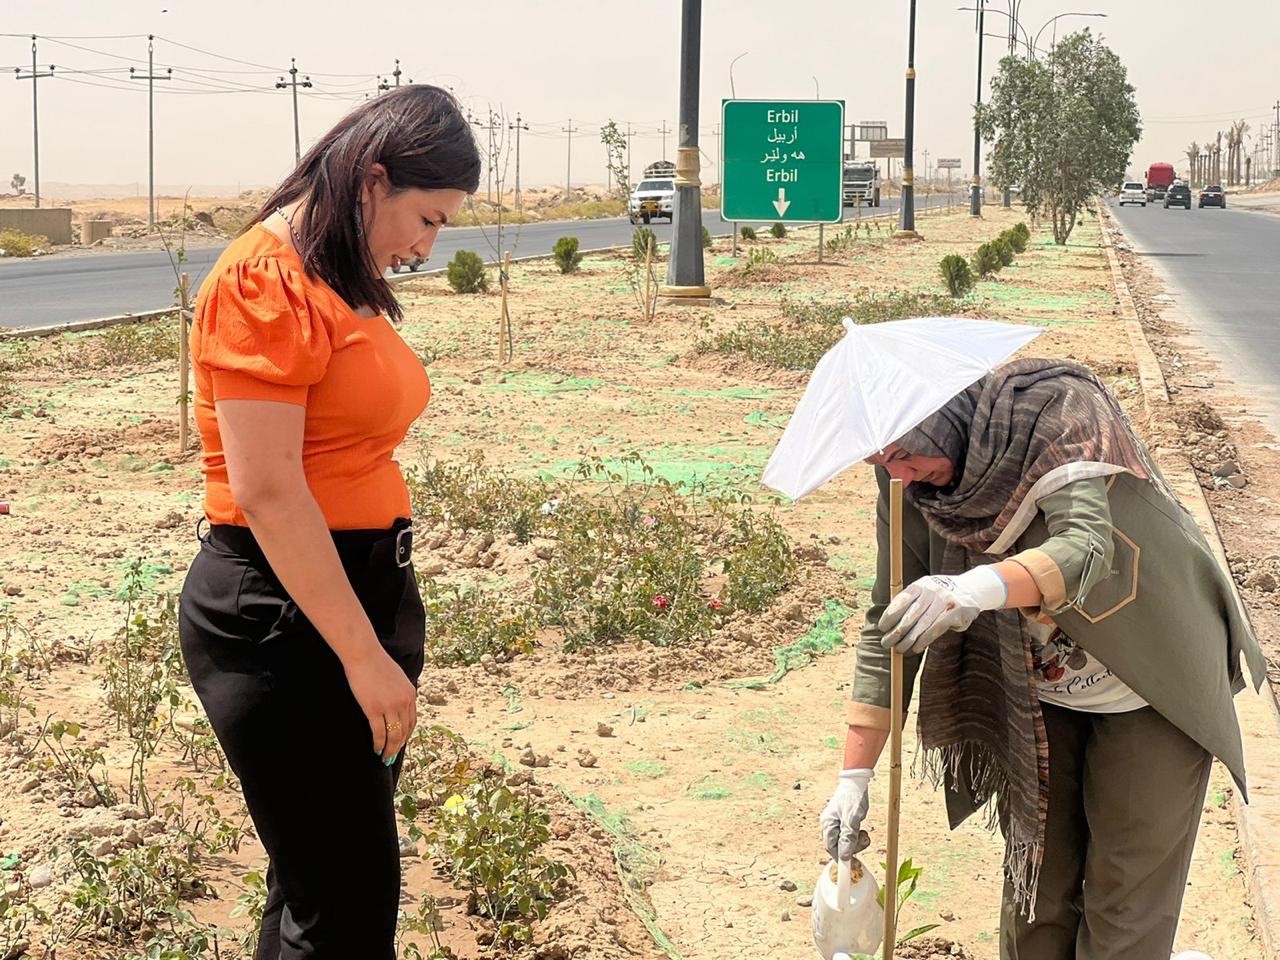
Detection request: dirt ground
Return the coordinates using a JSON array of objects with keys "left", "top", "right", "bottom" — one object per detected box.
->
[{"left": 0, "top": 203, "right": 1268, "bottom": 958}]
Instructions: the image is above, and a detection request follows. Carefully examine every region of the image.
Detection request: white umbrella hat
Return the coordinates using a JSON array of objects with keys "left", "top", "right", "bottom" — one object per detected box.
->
[{"left": 761, "top": 316, "right": 1043, "bottom": 500}]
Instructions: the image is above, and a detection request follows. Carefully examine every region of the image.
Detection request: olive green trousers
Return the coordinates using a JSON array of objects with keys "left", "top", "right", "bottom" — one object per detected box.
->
[{"left": 1000, "top": 703, "right": 1212, "bottom": 960}]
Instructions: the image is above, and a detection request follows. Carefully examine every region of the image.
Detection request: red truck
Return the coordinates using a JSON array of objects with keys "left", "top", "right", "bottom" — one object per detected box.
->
[{"left": 1146, "top": 162, "right": 1176, "bottom": 201}]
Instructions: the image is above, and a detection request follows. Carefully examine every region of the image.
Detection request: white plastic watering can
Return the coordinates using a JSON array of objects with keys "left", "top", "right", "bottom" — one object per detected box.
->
[{"left": 811, "top": 857, "right": 883, "bottom": 960}]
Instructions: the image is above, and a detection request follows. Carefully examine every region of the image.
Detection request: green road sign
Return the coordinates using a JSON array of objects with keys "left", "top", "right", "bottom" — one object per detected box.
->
[{"left": 721, "top": 99, "right": 845, "bottom": 223}]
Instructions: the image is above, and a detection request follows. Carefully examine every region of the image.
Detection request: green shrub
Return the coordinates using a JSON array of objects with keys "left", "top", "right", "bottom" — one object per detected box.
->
[
  {"left": 739, "top": 225, "right": 757, "bottom": 241},
  {"left": 701, "top": 225, "right": 712, "bottom": 249},
  {"left": 695, "top": 322, "right": 842, "bottom": 370},
  {"left": 722, "top": 508, "right": 798, "bottom": 613},
  {"left": 433, "top": 775, "right": 571, "bottom": 944},
  {"left": 418, "top": 582, "right": 538, "bottom": 667},
  {"left": 993, "top": 236, "right": 1015, "bottom": 266},
  {"left": 743, "top": 247, "right": 777, "bottom": 272},
  {"left": 0, "top": 228, "right": 49, "bottom": 257},
  {"left": 971, "top": 242, "right": 1001, "bottom": 276},
  {"left": 781, "top": 290, "right": 960, "bottom": 326},
  {"left": 632, "top": 226, "right": 657, "bottom": 261},
  {"left": 824, "top": 225, "right": 857, "bottom": 255},
  {"left": 94, "top": 320, "right": 180, "bottom": 367},
  {"left": 770, "top": 222, "right": 787, "bottom": 238},
  {"left": 446, "top": 250, "right": 488, "bottom": 293},
  {"left": 405, "top": 451, "right": 549, "bottom": 541},
  {"left": 1011, "top": 221, "right": 1031, "bottom": 248},
  {"left": 531, "top": 455, "right": 795, "bottom": 651},
  {"left": 552, "top": 236, "right": 582, "bottom": 274},
  {"left": 1002, "top": 228, "right": 1027, "bottom": 254},
  {"left": 939, "top": 254, "right": 975, "bottom": 297}
]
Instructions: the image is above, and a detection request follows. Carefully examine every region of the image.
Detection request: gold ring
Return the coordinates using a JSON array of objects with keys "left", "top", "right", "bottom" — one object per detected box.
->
[{"left": 385, "top": 720, "right": 403, "bottom": 731}]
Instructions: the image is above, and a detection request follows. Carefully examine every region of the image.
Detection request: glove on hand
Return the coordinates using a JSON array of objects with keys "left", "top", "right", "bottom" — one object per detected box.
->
[
  {"left": 820, "top": 768, "right": 873, "bottom": 863},
  {"left": 878, "top": 565, "right": 1007, "bottom": 655}
]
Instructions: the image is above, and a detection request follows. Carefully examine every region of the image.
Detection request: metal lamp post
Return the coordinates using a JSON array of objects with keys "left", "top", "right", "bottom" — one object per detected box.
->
[{"left": 661, "top": 0, "right": 710, "bottom": 299}]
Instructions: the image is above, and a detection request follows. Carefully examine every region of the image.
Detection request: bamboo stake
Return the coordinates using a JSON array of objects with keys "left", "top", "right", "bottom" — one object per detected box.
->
[
  {"left": 884, "top": 477, "right": 905, "bottom": 960},
  {"left": 178, "top": 272, "right": 191, "bottom": 454}
]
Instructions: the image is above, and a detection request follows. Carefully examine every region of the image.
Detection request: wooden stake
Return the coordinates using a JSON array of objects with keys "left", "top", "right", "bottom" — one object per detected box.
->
[
  {"left": 643, "top": 235, "right": 655, "bottom": 320},
  {"left": 818, "top": 223, "right": 825, "bottom": 264},
  {"left": 884, "top": 478, "right": 905, "bottom": 960},
  {"left": 498, "top": 251, "right": 513, "bottom": 362},
  {"left": 178, "top": 272, "right": 191, "bottom": 454}
]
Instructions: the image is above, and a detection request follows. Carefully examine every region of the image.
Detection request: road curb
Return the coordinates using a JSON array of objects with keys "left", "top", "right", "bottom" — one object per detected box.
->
[
  {"left": 1099, "top": 203, "right": 1280, "bottom": 959},
  {"left": 0, "top": 307, "right": 179, "bottom": 341},
  {"left": 0, "top": 207, "right": 929, "bottom": 339}
]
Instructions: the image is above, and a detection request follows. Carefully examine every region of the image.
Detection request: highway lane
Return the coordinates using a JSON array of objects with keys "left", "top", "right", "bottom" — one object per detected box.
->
[
  {"left": 0, "top": 194, "right": 954, "bottom": 329},
  {"left": 1108, "top": 197, "right": 1280, "bottom": 436}
]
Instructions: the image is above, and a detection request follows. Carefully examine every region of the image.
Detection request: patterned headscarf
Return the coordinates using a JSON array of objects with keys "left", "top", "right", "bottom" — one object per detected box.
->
[{"left": 887, "top": 357, "right": 1169, "bottom": 912}]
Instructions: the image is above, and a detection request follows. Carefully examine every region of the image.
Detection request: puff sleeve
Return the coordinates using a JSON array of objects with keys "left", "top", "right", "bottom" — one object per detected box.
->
[{"left": 192, "top": 257, "right": 332, "bottom": 406}]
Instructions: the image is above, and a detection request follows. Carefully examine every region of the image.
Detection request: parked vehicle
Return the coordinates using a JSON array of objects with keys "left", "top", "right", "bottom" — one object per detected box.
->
[
  {"left": 392, "top": 255, "right": 425, "bottom": 273},
  {"left": 628, "top": 161, "right": 676, "bottom": 224},
  {"left": 842, "top": 161, "right": 881, "bottom": 207},
  {"left": 1163, "top": 183, "right": 1192, "bottom": 209},
  {"left": 1146, "top": 162, "right": 1175, "bottom": 202},
  {"left": 1198, "top": 184, "right": 1226, "bottom": 208},
  {"left": 1119, "top": 181, "right": 1147, "bottom": 207}
]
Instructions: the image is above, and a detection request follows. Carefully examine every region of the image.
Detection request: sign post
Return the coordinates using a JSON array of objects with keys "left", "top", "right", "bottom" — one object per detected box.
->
[
  {"left": 721, "top": 99, "right": 844, "bottom": 224},
  {"left": 936, "top": 157, "right": 961, "bottom": 210}
]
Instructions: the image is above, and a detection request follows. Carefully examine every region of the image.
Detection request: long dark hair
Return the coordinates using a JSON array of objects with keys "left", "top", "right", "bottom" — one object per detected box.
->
[{"left": 251, "top": 85, "right": 480, "bottom": 322}]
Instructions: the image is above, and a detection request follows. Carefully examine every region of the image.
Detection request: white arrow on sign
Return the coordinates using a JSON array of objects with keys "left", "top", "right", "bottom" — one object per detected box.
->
[{"left": 772, "top": 188, "right": 791, "bottom": 217}]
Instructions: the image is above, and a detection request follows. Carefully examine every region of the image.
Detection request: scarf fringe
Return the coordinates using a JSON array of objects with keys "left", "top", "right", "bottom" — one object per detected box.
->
[{"left": 920, "top": 742, "right": 1043, "bottom": 919}]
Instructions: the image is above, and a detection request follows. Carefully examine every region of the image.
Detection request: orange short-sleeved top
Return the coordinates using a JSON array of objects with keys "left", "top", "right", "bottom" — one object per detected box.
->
[{"left": 190, "top": 224, "right": 429, "bottom": 530}]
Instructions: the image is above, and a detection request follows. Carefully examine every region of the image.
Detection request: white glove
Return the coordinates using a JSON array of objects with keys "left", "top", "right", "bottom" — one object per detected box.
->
[
  {"left": 878, "top": 565, "right": 1007, "bottom": 655},
  {"left": 820, "top": 768, "right": 873, "bottom": 863}
]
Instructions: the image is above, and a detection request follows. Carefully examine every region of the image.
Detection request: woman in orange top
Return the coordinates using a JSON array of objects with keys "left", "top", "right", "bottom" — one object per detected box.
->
[{"left": 178, "top": 85, "right": 478, "bottom": 957}]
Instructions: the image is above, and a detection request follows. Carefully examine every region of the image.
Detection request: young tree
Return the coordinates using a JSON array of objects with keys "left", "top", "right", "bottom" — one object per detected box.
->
[
  {"left": 977, "top": 29, "right": 1140, "bottom": 244},
  {"left": 10, "top": 173, "right": 26, "bottom": 196},
  {"left": 600, "top": 120, "right": 630, "bottom": 202}
]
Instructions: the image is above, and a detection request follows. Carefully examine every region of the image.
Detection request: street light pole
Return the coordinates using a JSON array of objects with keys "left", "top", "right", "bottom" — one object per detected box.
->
[
  {"left": 899, "top": 0, "right": 919, "bottom": 236},
  {"left": 662, "top": 0, "right": 709, "bottom": 298},
  {"left": 971, "top": 0, "right": 985, "bottom": 217}
]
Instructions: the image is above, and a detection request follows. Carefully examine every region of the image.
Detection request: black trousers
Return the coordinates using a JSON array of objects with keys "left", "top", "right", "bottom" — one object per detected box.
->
[{"left": 179, "top": 521, "right": 425, "bottom": 960}]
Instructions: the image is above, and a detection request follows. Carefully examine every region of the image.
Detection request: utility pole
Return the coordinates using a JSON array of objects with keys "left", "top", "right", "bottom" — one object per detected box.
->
[
  {"left": 14, "top": 36, "right": 54, "bottom": 209},
  {"left": 899, "top": 0, "right": 919, "bottom": 235},
  {"left": 275, "top": 59, "right": 312, "bottom": 165},
  {"left": 922, "top": 148, "right": 930, "bottom": 188},
  {"left": 472, "top": 110, "right": 501, "bottom": 202},
  {"left": 1273, "top": 100, "right": 1280, "bottom": 176},
  {"left": 563, "top": 119, "right": 578, "bottom": 200},
  {"left": 392, "top": 59, "right": 403, "bottom": 87},
  {"left": 129, "top": 36, "right": 172, "bottom": 232},
  {"left": 658, "top": 120, "right": 671, "bottom": 161},
  {"left": 971, "top": 0, "right": 985, "bottom": 217},
  {"left": 508, "top": 113, "right": 528, "bottom": 211},
  {"left": 661, "top": 0, "right": 709, "bottom": 299}
]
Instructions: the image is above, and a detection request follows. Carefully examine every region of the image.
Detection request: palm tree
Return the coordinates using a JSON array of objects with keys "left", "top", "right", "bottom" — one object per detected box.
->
[
  {"left": 1231, "top": 119, "right": 1250, "bottom": 185},
  {"left": 1185, "top": 142, "right": 1200, "bottom": 186}
]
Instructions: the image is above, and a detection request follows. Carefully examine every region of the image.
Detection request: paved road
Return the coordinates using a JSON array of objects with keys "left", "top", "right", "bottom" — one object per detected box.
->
[
  {"left": 1107, "top": 198, "right": 1280, "bottom": 435},
  {"left": 0, "top": 195, "right": 953, "bottom": 329}
]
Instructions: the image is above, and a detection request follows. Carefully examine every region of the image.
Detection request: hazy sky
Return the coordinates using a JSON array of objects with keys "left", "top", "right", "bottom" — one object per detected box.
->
[{"left": 2, "top": 0, "right": 1277, "bottom": 196}]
